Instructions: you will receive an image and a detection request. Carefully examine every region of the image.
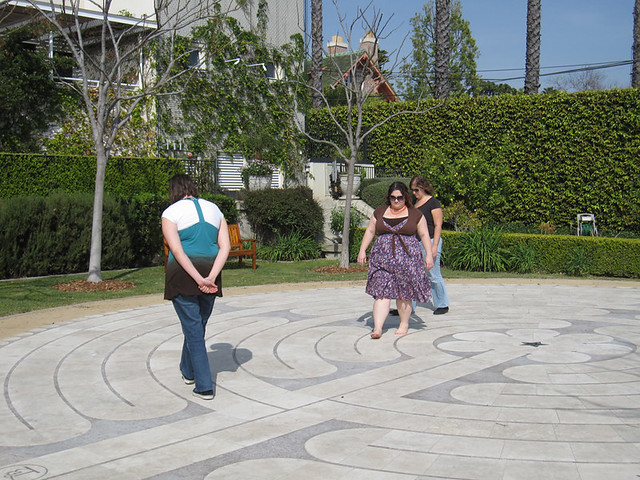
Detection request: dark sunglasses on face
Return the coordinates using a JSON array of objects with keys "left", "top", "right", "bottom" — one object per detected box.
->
[
  {"left": 411, "top": 188, "right": 420, "bottom": 193},
  {"left": 390, "top": 195, "right": 404, "bottom": 201}
]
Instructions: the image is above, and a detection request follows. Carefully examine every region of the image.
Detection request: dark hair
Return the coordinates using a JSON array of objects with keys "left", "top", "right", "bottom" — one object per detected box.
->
[
  {"left": 169, "top": 174, "right": 199, "bottom": 204},
  {"left": 385, "top": 181, "right": 413, "bottom": 207},
  {"left": 410, "top": 175, "right": 435, "bottom": 195}
]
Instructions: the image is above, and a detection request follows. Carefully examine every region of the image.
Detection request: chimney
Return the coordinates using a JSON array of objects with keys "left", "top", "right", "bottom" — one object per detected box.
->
[
  {"left": 327, "top": 35, "right": 347, "bottom": 56},
  {"left": 359, "top": 31, "right": 378, "bottom": 63}
]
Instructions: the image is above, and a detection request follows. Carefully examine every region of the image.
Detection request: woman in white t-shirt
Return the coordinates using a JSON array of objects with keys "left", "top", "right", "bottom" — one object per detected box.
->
[{"left": 162, "top": 174, "right": 230, "bottom": 400}]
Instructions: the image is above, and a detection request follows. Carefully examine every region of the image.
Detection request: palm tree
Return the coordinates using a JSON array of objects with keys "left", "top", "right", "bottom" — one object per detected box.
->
[
  {"left": 434, "top": 0, "right": 451, "bottom": 98},
  {"left": 633, "top": 0, "right": 640, "bottom": 87},
  {"left": 311, "top": 0, "right": 323, "bottom": 108},
  {"left": 524, "top": 0, "right": 541, "bottom": 94}
]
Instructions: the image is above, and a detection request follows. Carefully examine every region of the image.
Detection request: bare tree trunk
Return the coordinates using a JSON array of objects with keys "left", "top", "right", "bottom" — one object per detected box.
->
[
  {"left": 311, "top": 0, "right": 323, "bottom": 108},
  {"left": 339, "top": 156, "right": 356, "bottom": 268},
  {"left": 434, "top": 0, "right": 451, "bottom": 99},
  {"left": 633, "top": 0, "right": 640, "bottom": 87},
  {"left": 87, "top": 146, "right": 107, "bottom": 282},
  {"left": 524, "top": 0, "right": 541, "bottom": 94}
]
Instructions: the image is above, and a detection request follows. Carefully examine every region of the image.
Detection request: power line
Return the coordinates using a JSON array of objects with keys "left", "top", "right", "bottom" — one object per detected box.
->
[
  {"left": 483, "top": 61, "right": 633, "bottom": 82},
  {"left": 478, "top": 60, "right": 633, "bottom": 74},
  {"left": 386, "top": 59, "right": 634, "bottom": 84}
]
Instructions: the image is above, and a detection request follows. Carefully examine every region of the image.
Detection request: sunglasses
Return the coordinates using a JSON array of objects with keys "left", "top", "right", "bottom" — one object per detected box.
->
[
  {"left": 411, "top": 188, "right": 420, "bottom": 193},
  {"left": 390, "top": 195, "right": 404, "bottom": 202}
]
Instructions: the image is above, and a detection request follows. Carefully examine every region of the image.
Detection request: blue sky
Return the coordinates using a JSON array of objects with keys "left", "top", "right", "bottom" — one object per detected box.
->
[{"left": 321, "top": 0, "right": 636, "bottom": 91}]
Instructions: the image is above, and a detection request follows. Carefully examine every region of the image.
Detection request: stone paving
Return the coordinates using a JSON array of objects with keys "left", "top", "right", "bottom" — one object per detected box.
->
[{"left": 1, "top": 280, "right": 639, "bottom": 479}]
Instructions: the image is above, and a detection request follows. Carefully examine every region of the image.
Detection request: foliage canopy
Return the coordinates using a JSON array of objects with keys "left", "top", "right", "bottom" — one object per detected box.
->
[{"left": 0, "top": 25, "right": 67, "bottom": 152}]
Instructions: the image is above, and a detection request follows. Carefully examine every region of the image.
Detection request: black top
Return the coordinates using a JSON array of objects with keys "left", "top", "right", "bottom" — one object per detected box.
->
[{"left": 415, "top": 197, "right": 442, "bottom": 239}]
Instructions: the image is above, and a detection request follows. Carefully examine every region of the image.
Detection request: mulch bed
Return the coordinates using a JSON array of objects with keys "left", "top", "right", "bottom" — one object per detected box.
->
[
  {"left": 52, "top": 266, "right": 366, "bottom": 292},
  {"left": 53, "top": 280, "right": 136, "bottom": 292}
]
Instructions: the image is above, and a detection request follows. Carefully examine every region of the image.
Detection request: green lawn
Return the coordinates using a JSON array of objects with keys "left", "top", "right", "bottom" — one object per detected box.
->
[
  {"left": 0, "top": 259, "right": 368, "bottom": 317},
  {"left": 0, "top": 258, "right": 628, "bottom": 318}
]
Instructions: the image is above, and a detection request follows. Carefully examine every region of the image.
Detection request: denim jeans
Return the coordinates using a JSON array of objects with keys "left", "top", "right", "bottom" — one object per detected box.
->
[
  {"left": 172, "top": 294, "right": 216, "bottom": 392},
  {"left": 413, "top": 238, "right": 450, "bottom": 311}
]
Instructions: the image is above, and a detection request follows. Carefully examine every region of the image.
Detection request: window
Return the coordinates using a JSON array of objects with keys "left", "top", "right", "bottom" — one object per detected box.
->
[{"left": 188, "top": 50, "right": 200, "bottom": 69}]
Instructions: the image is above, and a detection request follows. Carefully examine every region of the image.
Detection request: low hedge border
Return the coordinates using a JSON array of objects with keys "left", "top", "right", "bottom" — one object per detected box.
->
[
  {"left": 441, "top": 230, "right": 640, "bottom": 278},
  {"left": 348, "top": 228, "right": 640, "bottom": 278}
]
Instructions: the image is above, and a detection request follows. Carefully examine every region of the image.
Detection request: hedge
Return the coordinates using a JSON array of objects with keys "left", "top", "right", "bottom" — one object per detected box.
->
[
  {"left": 0, "top": 192, "right": 239, "bottom": 279},
  {"left": 441, "top": 230, "right": 640, "bottom": 278},
  {"left": 347, "top": 228, "right": 640, "bottom": 278},
  {"left": 0, "top": 153, "right": 185, "bottom": 197},
  {"left": 307, "top": 89, "right": 640, "bottom": 234}
]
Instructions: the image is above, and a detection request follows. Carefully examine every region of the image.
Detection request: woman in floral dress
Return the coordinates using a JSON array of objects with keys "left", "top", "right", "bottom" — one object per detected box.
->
[{"left": 357, "top": 181, "right": 434, "bottom": 338}]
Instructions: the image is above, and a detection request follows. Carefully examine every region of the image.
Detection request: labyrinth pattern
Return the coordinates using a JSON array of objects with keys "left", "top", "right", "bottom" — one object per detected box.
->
[{"left": 1, "top": 283, "right": 639, "bottom": 479}]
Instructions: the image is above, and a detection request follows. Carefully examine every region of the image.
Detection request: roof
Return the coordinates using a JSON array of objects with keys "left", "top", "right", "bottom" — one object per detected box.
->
[
  {"left": 0, "top": 0, "right": 156, "bottom": 28},
  {"left": 0, "top": 0, "right": 156, "bottom": 52},
  {"left": 307, "top": 49, "right": 398, "bottom": 102}
]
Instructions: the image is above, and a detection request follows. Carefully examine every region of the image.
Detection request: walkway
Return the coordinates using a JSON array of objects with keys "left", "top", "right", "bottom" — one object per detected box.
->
[{"left": 1, "top": 280, "right": 639, "bottom": 479}]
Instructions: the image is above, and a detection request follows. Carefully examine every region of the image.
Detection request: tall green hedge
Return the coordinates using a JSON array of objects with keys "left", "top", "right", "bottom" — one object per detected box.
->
[
  {"left": 307, "top": 89, "right": 640, "bottom": 234},
  {"left": 0, "top": 192, "right": 239, "bottom": 279},
  {"left": 0, "top": 153, "right": 184, "bottom": 197}
]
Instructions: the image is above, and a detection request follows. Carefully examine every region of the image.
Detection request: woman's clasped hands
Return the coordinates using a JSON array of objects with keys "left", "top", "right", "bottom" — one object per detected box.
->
[{"left": 198, "top": 277, "right": 218, "bottom": 294}]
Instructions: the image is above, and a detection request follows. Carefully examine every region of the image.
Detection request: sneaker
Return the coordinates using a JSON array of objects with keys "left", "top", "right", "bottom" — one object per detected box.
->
[
  {"left": 389, "top": 309, "right": 399, "bottom": 316},
  {"left": 433, "top": 307, "right": 449, "bottom": 315},
  {"left": 192, "top": 389, "right": 214, "bottom": 400},
  {"left": 182, "top": 375, "right": 195, "bottom": 385}
]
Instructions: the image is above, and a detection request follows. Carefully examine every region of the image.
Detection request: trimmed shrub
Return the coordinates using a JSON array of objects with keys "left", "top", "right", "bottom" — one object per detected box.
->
[
  {"left": 442, "top": 231, "right": 640, "bottom": 278},
  {"left": 507, "top": 243, "right": 540, "bottom": 273},
  {"left": 0, "top": 191, "right": 240, "bottom": 279},
  {"left": 0, "top": 192, "right": 131, "bottom": 278},
  {"left": 0, "top": 153, "right": 184, "bottom": 198},
  {"left": 241, "top": 187, "right": 324, "bottom": 244}
]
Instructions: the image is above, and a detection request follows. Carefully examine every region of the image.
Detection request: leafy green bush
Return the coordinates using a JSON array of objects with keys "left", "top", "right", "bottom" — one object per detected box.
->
[
  {"left": 442, "top": 200, "right": 482, "bottom": 231},
  {"left": 507, "top": 243, "right": 539, "bottom": 273},
  {"left": 124, "top": 193, "right": 167, "bottom": 267},
  {"left": 242, "top": 187, "right": 323, "bottom": 244},
  {"left": 200, "top": 193, "right": 239, "bottom": 224},
  {"left": 446, "top": 227, "right": 509, "bottom": 272},
  {"left": 257, "top": 231, "right": 322, "bottom": 261},
  {"left": 350, "top": 227, "right": 375, "bottom": 263},
  {"left": 565, "top": 247, "right": 591, "bottom": 276},
  {"left": 330, "top": 207, "right": 367, "bottom": 234}
]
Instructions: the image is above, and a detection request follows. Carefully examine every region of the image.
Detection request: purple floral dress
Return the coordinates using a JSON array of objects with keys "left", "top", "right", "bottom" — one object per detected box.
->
[{"left": 365, "top": 207, "right": 432, "bottom": 302}]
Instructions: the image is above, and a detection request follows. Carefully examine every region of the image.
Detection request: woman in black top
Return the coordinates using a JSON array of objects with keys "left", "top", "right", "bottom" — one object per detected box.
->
[{"left": 410, "top": 175, "right": 450, "bottom": 315}]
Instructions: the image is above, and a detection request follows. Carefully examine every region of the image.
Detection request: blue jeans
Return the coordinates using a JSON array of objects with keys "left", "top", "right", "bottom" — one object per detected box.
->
[
  {"left": 413, "top": 238, "right": 450, "bottom": 311},
  {"left": 172, "top": 294, "right": 216, "bottom": 392}
]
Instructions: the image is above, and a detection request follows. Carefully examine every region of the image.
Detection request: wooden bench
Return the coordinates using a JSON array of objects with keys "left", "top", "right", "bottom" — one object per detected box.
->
[
  {"left": 228, "top": 224, "right": 257, "bottom": 269},
  {"left": 163, "top": 224, "right": 257, "bottom": 270}
]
